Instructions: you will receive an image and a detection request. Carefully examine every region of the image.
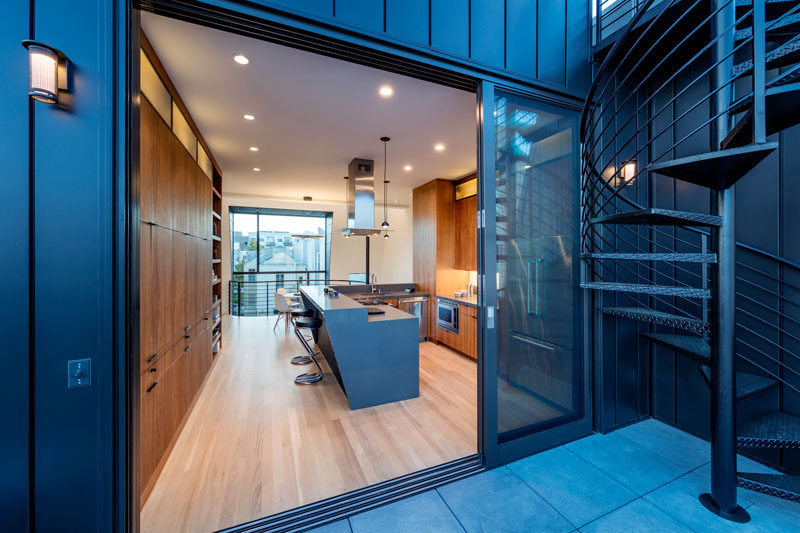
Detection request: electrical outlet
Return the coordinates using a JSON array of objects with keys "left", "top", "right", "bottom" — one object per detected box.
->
[{"left": 67, "top": 358, "right": 91, "bottom": 388}]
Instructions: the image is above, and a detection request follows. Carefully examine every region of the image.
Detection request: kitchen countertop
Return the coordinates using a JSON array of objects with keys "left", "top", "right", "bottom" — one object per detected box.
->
[
  {"left": 436, "top": 294, "right": 479, "bottom": 307},
  {"left": 299, "top": 285, "right": 420, "bottom": 410},
  {"left": 300, "top": 286, "right": 417, "bottom": 321}
]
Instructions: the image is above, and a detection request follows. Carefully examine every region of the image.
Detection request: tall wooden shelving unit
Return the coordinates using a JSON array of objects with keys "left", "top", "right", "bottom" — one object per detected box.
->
[{"left": 211, "top": 169, "right": 223, "bottom": 356}]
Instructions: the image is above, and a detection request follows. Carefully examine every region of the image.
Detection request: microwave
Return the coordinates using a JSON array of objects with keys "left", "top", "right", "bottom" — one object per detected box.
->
[{"left": 437, "top": 299, "right": 459, "bottom": 333}]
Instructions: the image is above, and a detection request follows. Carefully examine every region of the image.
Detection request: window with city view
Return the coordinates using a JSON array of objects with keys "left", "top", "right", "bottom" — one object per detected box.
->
[{"left": 230, "top": 207, "right": 332, "bottom": 315}]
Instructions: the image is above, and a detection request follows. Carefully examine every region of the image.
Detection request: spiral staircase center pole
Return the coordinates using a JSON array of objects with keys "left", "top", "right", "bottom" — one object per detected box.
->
[{"left": 700, "top": 0, "right": 750, "bottom": 523}]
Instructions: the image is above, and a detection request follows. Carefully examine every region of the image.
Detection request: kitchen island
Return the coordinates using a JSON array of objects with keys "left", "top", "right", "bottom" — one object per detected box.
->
[{"left": 299, "top": 285, "right": 420, "bottom": 409}]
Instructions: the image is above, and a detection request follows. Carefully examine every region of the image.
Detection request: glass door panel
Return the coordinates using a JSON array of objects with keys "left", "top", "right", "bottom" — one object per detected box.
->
[{"left": 491, "top": 90, "right": 584, "bottom": 445}]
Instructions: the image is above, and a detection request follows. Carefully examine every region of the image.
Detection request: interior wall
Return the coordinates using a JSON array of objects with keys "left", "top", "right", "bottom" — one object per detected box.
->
[{"left": 221, "top": 195, "right": 413, "bottom": 313}]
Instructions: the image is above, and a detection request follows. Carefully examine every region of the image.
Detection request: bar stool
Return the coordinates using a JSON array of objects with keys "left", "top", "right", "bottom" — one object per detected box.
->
[
  {"left": 294, "top": 316, "right": 324, "bottom": 385},
  {"left": 290, "top": 308, "right": 315, "bottom": 365}
]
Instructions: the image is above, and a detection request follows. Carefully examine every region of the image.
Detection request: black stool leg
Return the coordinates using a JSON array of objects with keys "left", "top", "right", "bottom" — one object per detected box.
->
[
  {"left": 295, "top": 329, "right": 323, "bottom": 384},
  {"left": 291, "top": 324, "right": 313, "bottom": 365}
]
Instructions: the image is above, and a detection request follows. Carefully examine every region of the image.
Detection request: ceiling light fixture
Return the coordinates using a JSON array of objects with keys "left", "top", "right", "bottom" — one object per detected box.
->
[
  {"left": 243, "top": 114, "right": 255, "bottom": 120},
  {"left": 253, "top": 167, "right": 261, "bottom": 171},
  {"left": 380, "top": 136, "right": 391, "bottom": 230},
  {"left": 233, "top": 54, "right": 250, "bottom": 65},
  {"left": 434, "top": 143, "right": 445, "bottom": 152},
  {"left": 378, "top": 85, "right": 394, "bottom": 97},
  {"left": 403, "top": 164, "right": 412, "bottom": 172},
  {"left": 249, "top": 146, "right": 258, "bottom": 152}
]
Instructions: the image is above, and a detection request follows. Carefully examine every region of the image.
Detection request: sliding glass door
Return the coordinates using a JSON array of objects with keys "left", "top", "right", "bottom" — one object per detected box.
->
[{"left": 480, "top": 84, "right": 590, "bottom": 466}]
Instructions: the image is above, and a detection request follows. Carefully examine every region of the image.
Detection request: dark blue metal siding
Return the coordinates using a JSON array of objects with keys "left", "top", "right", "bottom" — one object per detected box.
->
[
  {"left": 505, "top": 0, "right": 537, "bottom": 78},
  {"left": 254, "top": 0, "right": 591, "bottom": 93},
  {"left": 335, "top": 0, "right": 384, "bottom": 33},
  {"left": 431, "top": 0, "right": 469, "bottom": 57},
  {"left": 31, "top": 0, "right": 116, "bottom": 530},
  {"left": 1, "top": 2, "right": 30, "bottom": 531},
  {"left": 470, "top": 0, "right": 505, "bottom": 68},
  {"left": 537, "top": 1, "right": 566, "bottom": 86},
  {"left": 386, "top": 0, "right": 430, "bottom": 46}
]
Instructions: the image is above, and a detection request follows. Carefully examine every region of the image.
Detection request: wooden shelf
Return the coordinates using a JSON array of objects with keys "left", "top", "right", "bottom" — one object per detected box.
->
[
  {"left": 212, "top": 211, "right": 221, "bottom": 220},
  {"left": 211, "top": 235, "right": 221, "bottom": 242},
  {"left": 212, "top": 187, "right": 221, "bottom": 198},
  {"left": 212, "top": 259, "right": 221, "bottom": 264},
  {"left": 212, "top": 279, "right": 221, "bottom": 286}
]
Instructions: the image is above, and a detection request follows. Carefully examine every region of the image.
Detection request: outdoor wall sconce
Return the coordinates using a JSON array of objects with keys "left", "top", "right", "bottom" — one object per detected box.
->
[
  {"left": 620, "top": 161, "right": 637, "bottom": 186},
  {"left": 21, "top": 40, "right": 71, "bottom": 105}
]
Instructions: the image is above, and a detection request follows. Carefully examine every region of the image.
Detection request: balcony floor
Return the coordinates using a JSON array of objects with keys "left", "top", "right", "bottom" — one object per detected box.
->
[{"left": 313, "top": 419, "right": 800, "bottom": 532}]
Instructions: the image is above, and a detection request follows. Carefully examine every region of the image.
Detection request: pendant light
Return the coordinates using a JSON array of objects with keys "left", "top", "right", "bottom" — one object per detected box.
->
[{"left": 380, "top": 136, "right": 390, "bottom": 230}]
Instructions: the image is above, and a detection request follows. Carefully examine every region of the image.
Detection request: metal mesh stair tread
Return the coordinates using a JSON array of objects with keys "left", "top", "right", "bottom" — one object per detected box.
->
[
  {"left": 722, "top": 83, "right": 800, "bottom": 149},
  {"left": 643, "top": 333, "right": 710, "bottom": 364},
  {"left": 590, "top": 208, "right": 722, "bottom": 227},
  {"left": 738, "top": 411, "right": 800, "bottom": 448},
  {"left": 698, "top": 367, "right": 779, "bottom": 403},
  {"left": 736, "top": 12, "right": 800, "bottom": 40},
  {"left": 737, "top": 473, "right": 800, "bottom": 503},
  {"left": 733, "top": 37, "right": 800, "bottom": 78},
  {"left": 581, "top": 282, "right": 711, "bottom": 298},
  {"left": 581, "top": 252, "right": 717, "bottom": 263},
  {"left": 601, "top": 308, "right": 709, "bottom": 334},
  {"left": 647, "top": 143, "right": 778, "bottom": 189}
]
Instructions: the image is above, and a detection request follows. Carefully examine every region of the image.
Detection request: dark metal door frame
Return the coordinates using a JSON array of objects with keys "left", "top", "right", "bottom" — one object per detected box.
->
[
  {"left": 477, "top": 80, "right": 593, "bottom": 468},
  {"left": 121, "top": 2, "right": 588, "bottom": 531}
]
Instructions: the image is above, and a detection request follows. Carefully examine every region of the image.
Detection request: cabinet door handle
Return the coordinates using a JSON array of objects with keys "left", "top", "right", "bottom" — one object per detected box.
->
[
  {"left": 184, "top": 345, "right": 191, "bottom": 352},
  {"left": 146, "top": 382, "right": 159, "bottom": 393},
  {"left": 149, "top": 367, "right": 157, "bottom": 373},
  {"left": 146, "top": 353, "right": 158, "bottom": 363},
  {"left": 185, "top": 334, "right": 191, "bottom": 338}
]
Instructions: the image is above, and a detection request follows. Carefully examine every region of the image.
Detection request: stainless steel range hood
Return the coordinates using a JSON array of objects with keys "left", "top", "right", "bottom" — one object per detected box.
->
[{"left": 341, "top": 157, "right": 391, "bottom": 236}]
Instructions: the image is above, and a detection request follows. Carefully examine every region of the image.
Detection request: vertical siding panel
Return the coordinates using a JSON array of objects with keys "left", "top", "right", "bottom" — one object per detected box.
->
[
  {"left": 470, "top": 0, "right": 505, "bottom": 68},
  {"left": 537, "top": 1, "right": 566, "bottom": 85},
  {"left": 506, "top": 0, "right": 537, "bottom": 78},
  {"left": 431, "top": 0, "right": 469, "bottom": 56},
  {"left": 1, "top": 1, "right": 30, "bottom": 530},
  {"left": 335, "top": 0, "right": 383, "bottom": 33},
  {"left": 566, "top": 0, "right": 591, "bottom": 92},
  {"left": 386, "top": 0, "right": 430, "bottom": 46},
  {"left": 269, "top": 0, "right": 333, "bottom": 18}
]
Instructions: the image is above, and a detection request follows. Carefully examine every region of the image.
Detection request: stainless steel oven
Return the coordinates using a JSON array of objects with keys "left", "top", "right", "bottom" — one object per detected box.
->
[{"left": 437, "top": 299, "right": 458, "bottom": 333}]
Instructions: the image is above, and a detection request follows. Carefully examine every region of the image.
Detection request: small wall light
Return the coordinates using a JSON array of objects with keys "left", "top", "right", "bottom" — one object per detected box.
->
[
  {"left": 620, "top": 161, "right": 637, "bottom": 186},
  {"left": 22, "top": 40, "right": 71, "bottom": 105}
]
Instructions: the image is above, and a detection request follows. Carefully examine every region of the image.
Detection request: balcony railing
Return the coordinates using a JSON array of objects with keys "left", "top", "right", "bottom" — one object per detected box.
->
[{"left": 228, "top": 271, "right": 365, "bottom": 316}]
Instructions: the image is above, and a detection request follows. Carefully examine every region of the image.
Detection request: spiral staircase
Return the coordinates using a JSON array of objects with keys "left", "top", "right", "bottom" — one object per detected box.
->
[{"left": 582, "top": 0, "right": 800, "bottom": 520}]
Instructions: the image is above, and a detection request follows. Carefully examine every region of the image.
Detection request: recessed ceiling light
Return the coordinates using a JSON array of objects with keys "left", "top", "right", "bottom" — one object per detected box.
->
[
  {"left": 243, "top": 114, "right": 255, "bottom": 120},
  {"left": 249, "top": 146, "right": 258, "bottom": 152},
  {"left": 253, "top": 167, "right": 261, "bottom": 171},
  {"left": 403, "top": 164, "right": 413, "bottom": 172},
  {"left": 523, "top": 164, "right": 532, "bottom": 169},
  {"left": 233, "top": 54, "right": 250, "bottom": 65},
  {"left": 379, "top": 85, "right": 394, "bottom": 97},
  {"left": 434, "top": 143, "right": 445, "bottom": 152}
]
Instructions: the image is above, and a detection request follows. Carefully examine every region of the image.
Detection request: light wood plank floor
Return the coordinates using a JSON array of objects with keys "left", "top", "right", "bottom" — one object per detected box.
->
[{"left": 141, "top": 315, "right": 477, "bottom": 533}]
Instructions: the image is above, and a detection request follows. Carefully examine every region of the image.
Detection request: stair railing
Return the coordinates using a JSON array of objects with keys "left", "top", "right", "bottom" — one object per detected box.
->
[{"left": 580, "top": 0, "right": 800, "bottom": 518}]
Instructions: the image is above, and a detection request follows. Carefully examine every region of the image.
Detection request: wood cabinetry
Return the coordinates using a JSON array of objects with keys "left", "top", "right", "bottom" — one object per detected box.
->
[
  {"left": 455, "top": 194, "right": 477, "bottom": 271},
  {"left": 435, "top": 302, "right": 477, "bottom": 359},
  {"left": 139, "top": 96, "right": 220, "bottom": 503}
]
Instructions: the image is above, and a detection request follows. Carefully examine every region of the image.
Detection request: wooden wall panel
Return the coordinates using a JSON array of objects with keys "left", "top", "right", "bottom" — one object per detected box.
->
[
  {"left": 139, "top": 96, "right": 217, "bottom": 499},
  {"left": 455, "top": 195, "right": 477, "bottom": 271}
]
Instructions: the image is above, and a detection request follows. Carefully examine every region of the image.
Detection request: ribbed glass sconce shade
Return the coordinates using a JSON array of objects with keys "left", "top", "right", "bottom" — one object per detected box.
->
[{"left": 27, "top": 44, "right": 58, "bottom": 103}]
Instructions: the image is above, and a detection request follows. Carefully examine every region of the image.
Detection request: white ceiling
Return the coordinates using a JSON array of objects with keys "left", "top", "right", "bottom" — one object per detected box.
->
[{"left": 141, "top": 13, "right": 477, "bottom": 205}]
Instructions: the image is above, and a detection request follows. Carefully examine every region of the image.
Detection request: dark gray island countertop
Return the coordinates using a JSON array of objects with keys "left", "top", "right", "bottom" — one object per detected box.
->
[{"left": 300, "top": 286, "right": 420, "bottom": 409}]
